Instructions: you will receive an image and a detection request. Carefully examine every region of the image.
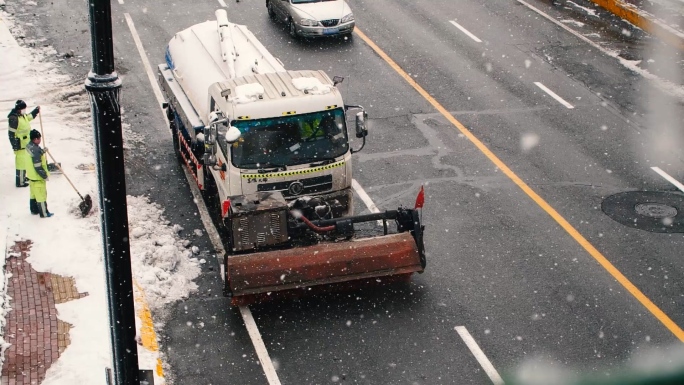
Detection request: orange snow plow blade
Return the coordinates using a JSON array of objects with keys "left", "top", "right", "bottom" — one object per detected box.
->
[{"left": 226, "top": 232, "right": 423, "bottom": 303}]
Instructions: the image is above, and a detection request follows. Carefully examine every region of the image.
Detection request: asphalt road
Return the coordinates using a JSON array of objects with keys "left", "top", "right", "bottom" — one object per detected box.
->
[{"left": 7, "top": 0, "right": 683, "bottom": 384}]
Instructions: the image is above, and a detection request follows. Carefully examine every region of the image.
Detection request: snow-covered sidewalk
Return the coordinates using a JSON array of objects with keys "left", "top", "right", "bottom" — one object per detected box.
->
[{"left": 1, "top": 9, "right": 200, "bottom": 385}]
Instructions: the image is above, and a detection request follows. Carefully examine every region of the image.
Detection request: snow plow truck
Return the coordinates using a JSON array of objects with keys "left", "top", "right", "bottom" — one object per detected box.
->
[{"left": 158, "top": 10, "right": 426, "bottom": 305}]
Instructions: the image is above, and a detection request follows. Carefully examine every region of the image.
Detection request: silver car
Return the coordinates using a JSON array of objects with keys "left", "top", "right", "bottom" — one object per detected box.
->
[{"left": 266, "top": 0, "right": 355, "bottom": 38}]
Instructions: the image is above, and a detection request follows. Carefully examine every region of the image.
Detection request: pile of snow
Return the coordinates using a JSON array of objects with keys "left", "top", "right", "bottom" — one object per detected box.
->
[
  {"left": 292, "top": 76, "right": 333, "bottom": 95},
  {"left": 128, "top": 195, "right": 201, "bottom": 311},
  {"left": 229, "top": 82, "right": 265, "bottom": 104}
]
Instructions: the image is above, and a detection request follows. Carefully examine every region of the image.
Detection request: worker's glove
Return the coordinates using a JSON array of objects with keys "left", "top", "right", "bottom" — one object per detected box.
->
[
  {"left": 34, "top": 105, "right": 40, "bottom": 113},
  {"left": 43, "top": 147, "right": 48, "bottom": 153}
]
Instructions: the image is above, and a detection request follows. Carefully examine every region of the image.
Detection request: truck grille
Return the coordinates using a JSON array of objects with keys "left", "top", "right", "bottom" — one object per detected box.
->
[
  {"left": 320, "top": 19, "right": 339, "bottom": 27},
  {"left": 257, "top": 175, "right": 333, "bottom": 198}
]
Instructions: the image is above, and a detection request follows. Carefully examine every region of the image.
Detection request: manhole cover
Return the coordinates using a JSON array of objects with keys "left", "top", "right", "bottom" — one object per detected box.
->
[
  {"left": 634, "top": 203, "right": 678, "bottom": 218},
  {"left": 602, "top": 191, "right": 684, "bottom": 233}
]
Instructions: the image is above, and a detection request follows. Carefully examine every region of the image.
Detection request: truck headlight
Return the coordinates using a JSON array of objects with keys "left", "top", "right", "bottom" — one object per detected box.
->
[
  {"left": 340, "top": 13, "right": 354, "bottom": 23},
  {"left": 299, "top": 18, "right": 319, "bottom": 27}
]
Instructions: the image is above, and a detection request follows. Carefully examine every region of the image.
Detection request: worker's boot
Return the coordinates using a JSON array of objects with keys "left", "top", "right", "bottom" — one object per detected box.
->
[
  {"left": 30, "top": 199, "right": 40, "bottom": 215},
  {"left": 38, "top": 202, "right": 54, "bottom": 218},
  {"left": 16, "top": 170, "right": 28, "bottom": 187}
]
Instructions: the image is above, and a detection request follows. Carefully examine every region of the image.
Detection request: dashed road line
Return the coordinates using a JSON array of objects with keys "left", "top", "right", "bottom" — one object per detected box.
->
[
  {"left": 352, "top": 179, "right": 380, "bottom": 213},
  {"left": 534, "top": 82, "right": 574, "bottom": 109},
  {"left": 455, "top": 326, "right": 504, "bottom": 385},
  {"left": 240, "top": 306, "right": 283, "bottom": 385},
  {"left": 123, "top": 14, "right": 166, "bottom": 113},
  {"left": 652, "top": 167, "right": 684, "bottom": 192},
  {"left": 218, "top": 0, "right": 228, "bottom": 7},
  {"left": 449, "top": 20, "right": 482, "bottom": 43}
]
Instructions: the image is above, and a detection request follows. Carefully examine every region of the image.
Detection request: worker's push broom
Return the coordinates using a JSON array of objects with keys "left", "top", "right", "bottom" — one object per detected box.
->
[{"left": 39, "top": 113, "right": 93, "bottom": 217}]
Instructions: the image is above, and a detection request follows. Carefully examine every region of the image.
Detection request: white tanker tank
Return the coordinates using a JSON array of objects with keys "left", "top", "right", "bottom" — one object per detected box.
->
[{"left": 164, "top": 9, "right": 286, "bottom": 126}]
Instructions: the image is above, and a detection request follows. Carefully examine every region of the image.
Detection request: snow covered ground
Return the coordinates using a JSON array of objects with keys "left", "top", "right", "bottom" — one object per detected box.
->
[{"left": 1, "top": 9, "right": 200, "bottom": 385}]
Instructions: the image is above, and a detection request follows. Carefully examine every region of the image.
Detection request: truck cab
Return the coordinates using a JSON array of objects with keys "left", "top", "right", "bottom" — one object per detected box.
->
[{"left": 203, "top": 70, "right": 366, "bottom": 219}]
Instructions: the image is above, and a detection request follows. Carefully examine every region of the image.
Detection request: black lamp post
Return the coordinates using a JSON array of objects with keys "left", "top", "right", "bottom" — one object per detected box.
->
[{"left": 84, "top": 0, "right": 140, "bottom": 384}]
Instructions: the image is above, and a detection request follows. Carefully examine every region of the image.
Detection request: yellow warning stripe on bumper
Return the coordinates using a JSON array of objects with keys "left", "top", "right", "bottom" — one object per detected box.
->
[{"left": 241, "top": 161, "right": 345, "bottom": 179}]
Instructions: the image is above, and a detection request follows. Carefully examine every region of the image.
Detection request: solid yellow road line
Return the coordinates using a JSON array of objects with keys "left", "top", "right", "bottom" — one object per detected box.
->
[
  {"left": 352, "top": 27, "right": 684, "bottom": 342},
  {"left": 133, "top": 280, "right": 165, "bottom": 377}
]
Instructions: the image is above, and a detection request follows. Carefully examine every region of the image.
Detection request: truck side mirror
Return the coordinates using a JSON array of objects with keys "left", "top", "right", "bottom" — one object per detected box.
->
[
  {"left": 225, "top": 126, "right": 241, "bottom": 144},
  {"left": 355, "top": 111, "right": 368, "bottom": 138}
]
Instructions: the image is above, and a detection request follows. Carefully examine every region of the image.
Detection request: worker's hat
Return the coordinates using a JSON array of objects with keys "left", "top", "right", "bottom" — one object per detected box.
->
[
  {"left": 15, "top": 100, "right": 27, "bottom": 110},
  {"left": 30, "top": 129, "right": 42, "bottom": 140}
]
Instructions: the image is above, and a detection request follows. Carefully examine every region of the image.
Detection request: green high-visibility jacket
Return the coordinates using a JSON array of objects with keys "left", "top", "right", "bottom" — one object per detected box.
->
[
  {"left": 301, "top": 118, "right": 324, "bottom": 139},
  {"left": 8, "top": 110, "right": 35, "bottom": 151},
  {"left": 26, "top": 141, "right": 49, "bottom": 181}
]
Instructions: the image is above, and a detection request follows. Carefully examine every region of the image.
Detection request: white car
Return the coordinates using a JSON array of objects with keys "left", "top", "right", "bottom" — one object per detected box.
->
[{"left": 266, "top": 0, "right": 355, "bottom": 38}]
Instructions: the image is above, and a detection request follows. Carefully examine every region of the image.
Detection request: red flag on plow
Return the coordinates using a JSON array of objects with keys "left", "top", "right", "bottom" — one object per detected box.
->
[{"left": 415, "top": 185, "right": 425, "bottom": 209}]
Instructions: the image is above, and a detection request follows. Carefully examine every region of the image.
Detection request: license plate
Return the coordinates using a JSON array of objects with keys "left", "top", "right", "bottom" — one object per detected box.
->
[{"left": 323, "top": 28, "right": 339, "bottom": 35}]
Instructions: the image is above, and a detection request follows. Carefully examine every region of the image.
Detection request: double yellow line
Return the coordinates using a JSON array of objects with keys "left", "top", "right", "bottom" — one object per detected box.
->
[{"left": 353, "top": 27, "right": 684, "bottom": 342}]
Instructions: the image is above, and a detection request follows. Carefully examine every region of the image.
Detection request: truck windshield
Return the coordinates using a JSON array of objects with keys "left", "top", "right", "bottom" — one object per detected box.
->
[{"left": 230, "top": 108, "right": 349, "bottom": 169}]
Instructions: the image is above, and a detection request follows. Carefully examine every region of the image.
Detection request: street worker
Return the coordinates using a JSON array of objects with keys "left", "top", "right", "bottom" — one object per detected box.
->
[
  {"left": 26, "top": 129, "right": 53, "bottom": 218},
  {"left": 7, "top": 100, "right": 40, "bottom": 187}
]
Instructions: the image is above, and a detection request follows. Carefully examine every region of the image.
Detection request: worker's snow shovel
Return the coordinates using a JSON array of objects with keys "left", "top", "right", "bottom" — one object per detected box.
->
[{"left": 39, "top": 113, "right": 93, "bottom": 217}]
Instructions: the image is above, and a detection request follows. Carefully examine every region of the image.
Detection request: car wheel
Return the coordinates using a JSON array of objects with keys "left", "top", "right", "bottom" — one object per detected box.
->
[
  {"left": 288, "top": 19, "right": 298, "bottom": 38},
  {"left": 266, "top": 1, "right": 275, "bottom": 19}
]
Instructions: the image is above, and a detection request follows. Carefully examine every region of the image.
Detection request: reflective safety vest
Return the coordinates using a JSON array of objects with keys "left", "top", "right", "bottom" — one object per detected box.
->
[
  {"left": 13, "top": 114, "right": 34, "bottom": 150},
  {"left": 301, "top": 118, "right": 324, "bottom": 139},
  {"left": 26, "top": 142, "right": 49, "bottom": 181}
]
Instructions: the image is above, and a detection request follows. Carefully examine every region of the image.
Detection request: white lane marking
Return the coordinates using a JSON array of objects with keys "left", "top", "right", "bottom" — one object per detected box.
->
[
  {"left": 455, "top": 326, "right": 505, "bottom": 385},
  {"left": 240, "top": 306, "right": 283, "bottom": 385},
  {"left": 218, "top": 0, "right": 228, "bottom": 7},
  {"left": 123, "top": 14, "right": 166, "bottom": 113},
  {"left": 652, "top": 167, "right": 684, "bottom": 192},
  {"left": 118, "top": 0, "right": 124, "bottom": 4},
  {"left": 125, "top": 14, "right": 281, "bottom": 385},
  {"left": 534, "top": 82, "right": 574, "bottom": 109},
  {"left": 449, "top": 20, "right": 482, "bottom": 43},
  {"left": 352, "top": 179, "right": 380, "bottom": 213},
  {"left": 180, "top": 167, "right": 228, "bottom": 261},
  {"left": 352, "top": 179, "right": 384, "bottom": 225},
  {"left": 517, "top": 0, "right": 609, "bottom": 52}
]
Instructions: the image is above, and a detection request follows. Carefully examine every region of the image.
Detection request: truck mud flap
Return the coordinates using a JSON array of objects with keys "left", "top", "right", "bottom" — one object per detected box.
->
[{"left": 226, "top": 232, "right": 423, "bottom": 304}]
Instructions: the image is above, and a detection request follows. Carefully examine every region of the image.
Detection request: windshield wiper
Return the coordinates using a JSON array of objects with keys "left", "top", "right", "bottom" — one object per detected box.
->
[
  {"left": 240, "top": 162, "right": 288, "bottom": 172},
  {"left": 301, "top": 157, "right": 339, "bottom": 167}
]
